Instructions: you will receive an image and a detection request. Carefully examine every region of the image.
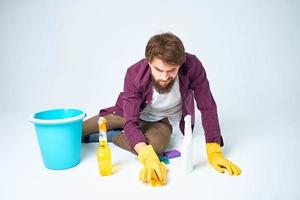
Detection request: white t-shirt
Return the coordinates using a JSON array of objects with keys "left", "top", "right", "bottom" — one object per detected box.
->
[{"left": 139, "top": 76, "right": 182, "bottom": 127}]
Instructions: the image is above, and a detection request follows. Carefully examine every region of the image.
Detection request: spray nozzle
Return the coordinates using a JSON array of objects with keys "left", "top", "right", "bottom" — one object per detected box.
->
[{"left": 98, "top": 117, "right": 107, "bottom": 132}]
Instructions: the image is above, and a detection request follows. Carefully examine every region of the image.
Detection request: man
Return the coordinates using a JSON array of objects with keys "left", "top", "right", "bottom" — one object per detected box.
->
[{"left": 82, "top": 32, "right": 241, "bottom": 186}]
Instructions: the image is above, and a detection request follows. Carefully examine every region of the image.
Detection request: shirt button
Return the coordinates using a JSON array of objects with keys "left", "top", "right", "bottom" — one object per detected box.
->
[
  {"left": 146, "top": 101, "right": 148, "bottom": 104},
  {"left": 113, "top": 111, "right": 116, "bottom": 114}
]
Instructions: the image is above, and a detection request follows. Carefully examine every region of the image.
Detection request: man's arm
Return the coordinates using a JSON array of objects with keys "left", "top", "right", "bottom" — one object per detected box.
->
[
  {"left": 189, "top": 55, "right": 222, "bottom": 145},
  {"left": 123, "top": 68, "right": 167, "bottom": 184},
  {"left": 122, "top": 68, "right": 147, "bottom": 150},
  {"left": 134, "top": 142, "right": 147, "bottom": 153},
  {"left": 189, "top": 55, "right": 241, "bottom": 176}
]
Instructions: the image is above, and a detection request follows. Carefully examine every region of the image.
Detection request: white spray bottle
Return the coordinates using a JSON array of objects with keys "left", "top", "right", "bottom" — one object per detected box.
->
[{"left": 181, "top": 115, "right": 193, "bottom": 174}]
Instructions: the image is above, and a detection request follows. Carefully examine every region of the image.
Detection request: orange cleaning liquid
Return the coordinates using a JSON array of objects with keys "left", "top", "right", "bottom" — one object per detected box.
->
[
  {"left": 97, "top": 117, "right": 112, "bottom": 176},
  {"left": 97, "top": 144, "right": 112, "bottom": 176}
]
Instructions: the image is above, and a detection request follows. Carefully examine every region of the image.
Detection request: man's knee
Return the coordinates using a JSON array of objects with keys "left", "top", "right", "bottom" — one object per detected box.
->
[
  {"left": 103, "top": 114, "right": 124, "bottom": 130},
  {"left": 146, "top": 132, "right": 171, "bottom": 155}
]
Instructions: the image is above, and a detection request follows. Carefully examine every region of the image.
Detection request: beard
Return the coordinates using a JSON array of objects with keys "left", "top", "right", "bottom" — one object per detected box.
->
[{"left": 151, "top": 76, "right": 176, "bottom": 94}]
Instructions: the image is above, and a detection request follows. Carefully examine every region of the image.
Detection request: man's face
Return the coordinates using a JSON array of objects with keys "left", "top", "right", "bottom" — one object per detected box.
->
[{"left": 149, "top": 57, "right": 180, "bottom": 94}]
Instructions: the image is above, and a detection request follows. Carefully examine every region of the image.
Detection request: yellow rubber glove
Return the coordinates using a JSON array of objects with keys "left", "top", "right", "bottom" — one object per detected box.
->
[
  {"left": 138, "top": 145, "right": 167, "bottom": 186},
  {"left": 206, "top": 143, "right": 241, "bottom": 176}
]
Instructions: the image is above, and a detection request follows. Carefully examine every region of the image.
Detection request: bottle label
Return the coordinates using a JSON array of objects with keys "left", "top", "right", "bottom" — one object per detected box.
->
[{"left": 99, "top": 131, "right": 107, "bottom": 142}]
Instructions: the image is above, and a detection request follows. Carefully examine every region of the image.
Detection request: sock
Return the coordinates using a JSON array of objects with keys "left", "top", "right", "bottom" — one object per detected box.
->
[
  {"left": 85, "top": 129, "right": 123, "bottom": 143},
  {"left": 107, "top": 129, "right": 123, "bottom": 142}
]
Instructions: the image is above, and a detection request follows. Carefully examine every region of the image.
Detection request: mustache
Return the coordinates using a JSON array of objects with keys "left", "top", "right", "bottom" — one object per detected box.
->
[
  {"left": 151, "top": 76, "right": 176, "bottom": 94},
  {"left": 157, "top": 77, "right": 173, "bottom": 82}
]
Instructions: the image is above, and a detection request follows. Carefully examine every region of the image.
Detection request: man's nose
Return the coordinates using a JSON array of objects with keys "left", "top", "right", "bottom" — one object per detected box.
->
[{"left": 161, "top": 72, "right": 169, "bottom": 81}]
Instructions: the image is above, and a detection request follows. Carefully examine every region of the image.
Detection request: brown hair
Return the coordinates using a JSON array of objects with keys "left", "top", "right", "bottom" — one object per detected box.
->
[{"left": 145, "top": 32, "right": 186, "bottom": 66}]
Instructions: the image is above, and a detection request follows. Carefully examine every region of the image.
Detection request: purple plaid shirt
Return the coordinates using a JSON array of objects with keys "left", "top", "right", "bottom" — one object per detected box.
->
[{"left": 99, "top": 52, "right": 223, "bottom": 149}]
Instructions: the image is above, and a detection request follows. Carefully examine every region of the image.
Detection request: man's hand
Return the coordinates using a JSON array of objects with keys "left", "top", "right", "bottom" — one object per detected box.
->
[
  {"left": 137, "top": 145, "right": 167, "bottom": 186},
  {"left": 206, "top": 143, "right": 241, "bottom": 176}
]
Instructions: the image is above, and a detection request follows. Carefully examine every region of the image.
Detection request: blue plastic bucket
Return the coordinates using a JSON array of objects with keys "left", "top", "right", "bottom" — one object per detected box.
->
[{"left": 30, "top": 108, "right": 86, "bottom": 170}]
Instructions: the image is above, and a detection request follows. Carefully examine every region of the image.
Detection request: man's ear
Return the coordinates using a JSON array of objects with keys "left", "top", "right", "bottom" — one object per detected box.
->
[{"left": 147, "top": 58, "right": 153, "bottom": 66}]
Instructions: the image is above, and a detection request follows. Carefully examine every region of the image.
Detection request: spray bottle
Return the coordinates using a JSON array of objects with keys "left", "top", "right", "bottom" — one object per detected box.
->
[
  {"left": 97, "top": 117, "right": 112, "bottom": 176},
  {"left": 181, "top": 115, "right": 193, "bottom": 174}
]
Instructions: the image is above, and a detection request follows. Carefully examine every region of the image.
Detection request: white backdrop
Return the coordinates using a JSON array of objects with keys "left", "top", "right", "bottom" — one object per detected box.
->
[{"left": 0, "top": 0, "right": 299, "bottom": 200}]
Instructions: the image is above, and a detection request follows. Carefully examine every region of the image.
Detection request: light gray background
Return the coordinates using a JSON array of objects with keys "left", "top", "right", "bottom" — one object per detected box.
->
[{"left": 0, "top": 0, "right": 299, "bottom": 200}]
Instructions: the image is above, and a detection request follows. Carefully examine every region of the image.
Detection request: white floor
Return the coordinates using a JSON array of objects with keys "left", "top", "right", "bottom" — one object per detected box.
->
[{"left": 0, "top": 111, "right": 299, "bottom": 200}]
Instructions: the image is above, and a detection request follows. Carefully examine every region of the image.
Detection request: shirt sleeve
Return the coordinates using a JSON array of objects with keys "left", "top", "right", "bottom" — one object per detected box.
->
[
  {"left": 122, "top": 69, "right": 147, "bottom": 149},
  {"left": 189, "top": 55, "right": 224, "bottom": 146}
]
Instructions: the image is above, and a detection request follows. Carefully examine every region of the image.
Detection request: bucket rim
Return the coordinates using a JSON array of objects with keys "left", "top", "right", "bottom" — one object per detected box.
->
[{"left": 29, "top": 108, "right": 86, "bottom": 125}]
